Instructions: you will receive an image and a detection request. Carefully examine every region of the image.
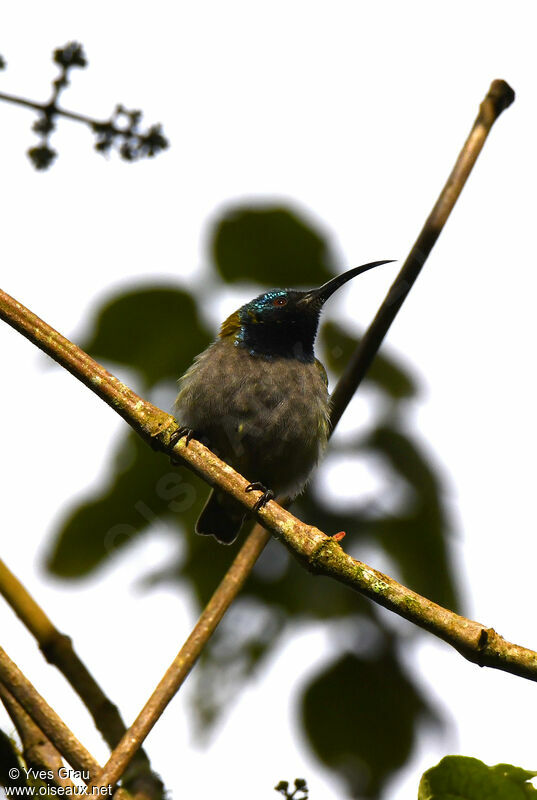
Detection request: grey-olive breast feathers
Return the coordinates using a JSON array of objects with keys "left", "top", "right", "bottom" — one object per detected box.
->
[{"left": 175, "top": 339, "right": 330, "bottom": 497}]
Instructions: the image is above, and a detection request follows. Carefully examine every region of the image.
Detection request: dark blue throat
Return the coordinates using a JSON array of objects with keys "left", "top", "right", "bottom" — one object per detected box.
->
[{"left": 236, "top": 318, "right": 319, "bottom": 361}]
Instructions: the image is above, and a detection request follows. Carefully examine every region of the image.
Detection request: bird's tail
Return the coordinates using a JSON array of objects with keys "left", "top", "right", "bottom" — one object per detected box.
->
[{"left": 196, "top": 489, "right": 245, "bottom": 545}]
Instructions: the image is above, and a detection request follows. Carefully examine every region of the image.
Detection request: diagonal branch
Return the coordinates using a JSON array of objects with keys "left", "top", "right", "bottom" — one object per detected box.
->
[
  {"left": 0, "top": 89, "right": 98, "bottom": 125},
  {"left": 0, "top": 80, "right": 518, "bottom": 791},
  {"left": 0, "top": 682, "right": 76, "bottom": 790},
  {"left": 0, "top": 559, "right": 162, "bottom": 798},
  {"left": 86, "top": 527, "right": 271, "bottom": 792},
  {"left": 0, "top": 558, "right": 127, "bottom": 748},
  {"left": 329, "top": 78, "right": 515, "bottom": 428},
  {"left": 0, "top": 647, "right": 101, "bottom": 779},
  {"left": 0, "top": 289, "right": 175, "bottom": 444}
]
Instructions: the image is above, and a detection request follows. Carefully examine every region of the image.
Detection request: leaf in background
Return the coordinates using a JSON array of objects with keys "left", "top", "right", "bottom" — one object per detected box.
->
[
  {"left": 293, "top": 426, "right": 459, "bottom": 614},
  {"left": 364, "top": 426, "right": 458, "bottom": 611},
  {"left": 418, "top": 756, "right": 537, "bottom": 799},
  {"left": 46, "top": 432, "right": 207, "bottom": 577},
  {"left": 210, "top": 205, "right": 336, "bottom": 286},
  {"left": 188, "top": 598, "right": 285, "bottom": 737},
  {"left": 168, "top": 509, "right": 249, "bottom": 608},
  {"left": 81, "top": 287, "right": 211, "bottom": 388},
  {"left": 301, "top": 645, "right": 442, "bottom": 798},
  {"left": 180, "top": 509, "right": 376, "bottom": 735},
  {"left": 181, "top": 499, "right": 374, "bottom": 622}
]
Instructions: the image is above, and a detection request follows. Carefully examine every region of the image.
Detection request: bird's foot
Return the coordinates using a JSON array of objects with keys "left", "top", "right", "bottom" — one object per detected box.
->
[
  {"left": 245, "top": 482, "right": 275, "bottom": 512},
  {"left": 169, "top": 426, "right": 195, "bottom": 465},
  {"left": 170, "top": 426, "right": 195, "bottom": 446}
]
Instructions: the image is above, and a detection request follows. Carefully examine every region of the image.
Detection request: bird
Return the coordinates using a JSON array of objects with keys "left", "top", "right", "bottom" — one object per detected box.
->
[{"left": 174, "top": 260, "right": 392, "bottom": 544}]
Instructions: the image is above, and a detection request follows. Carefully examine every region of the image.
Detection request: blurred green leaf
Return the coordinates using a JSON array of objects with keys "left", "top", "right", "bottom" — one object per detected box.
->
[
  {"left": 320, "top": 320, "right": 418, "bottom": 399},
  {"left": 302, "top": 646, "right": 441, "bottom": 798},
  {"left": 210, "top": 206, "right": 335, "bottom": 286},
  {"left": 46, "top": 432, "right": 206, "bottom": 577},
  {"left": 418, "top": 756, "right": 537, "bottom": 799},
  {"left": 82, "top": 287, "right": 211, "bottom": 388},
  {"left": 167, "top": 511, "right": 246, "bottom": 606},
  {"left": 364, "top": 426, "right": 458, "bottom": 611},
  {"left": 189, "top": 599, "right": 285, "bottom": 736}
]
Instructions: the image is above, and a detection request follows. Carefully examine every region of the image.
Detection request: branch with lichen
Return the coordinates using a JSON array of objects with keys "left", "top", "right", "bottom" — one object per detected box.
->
[
  {"left": 0, "top": 42, "right": 168, "bottom": 170},
  {"left": 0, "top": 79, "right": 521, "bottom": 792},
  {"left": 0, "top": 78, "right": 527, "bottom": 663}
]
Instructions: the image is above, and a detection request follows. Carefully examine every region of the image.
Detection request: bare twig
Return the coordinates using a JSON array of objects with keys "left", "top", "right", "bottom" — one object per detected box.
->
[
  {"left": 0, "top": 42, "right": 168, "bottom": 169},
  {"left": 0, "top": 89, "right": 95, "bottom": 124},
  {"left": 0, "top": 90, "right": 168, "bottom": 165},
  {"left": 0, "top": 647, "right": 101, "bottom": 780},
  {"left": 0, "top": 682, "right": 75, "bottom": 789},
  {"left": 0, "top": 80, "right": 518, "bottom": 792},
  {"left": 0, "top": 560, "right": 160, "bottom": 797},
  {"left": 87, "top": 526, "right": 271, "bottom": 791},
  {"left": 329, "top": 79, "right": 515, "bottom": 428}
]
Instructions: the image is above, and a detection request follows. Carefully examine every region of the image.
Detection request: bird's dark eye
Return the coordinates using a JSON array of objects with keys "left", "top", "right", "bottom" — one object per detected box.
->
[{"left": 273, "top": 296, "right": 287, "bottom": 307}]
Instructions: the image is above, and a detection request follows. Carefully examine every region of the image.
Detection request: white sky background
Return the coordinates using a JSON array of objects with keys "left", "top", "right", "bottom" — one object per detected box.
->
[{"left": 1, "top": 1, "right": 536, "bottom": 798}]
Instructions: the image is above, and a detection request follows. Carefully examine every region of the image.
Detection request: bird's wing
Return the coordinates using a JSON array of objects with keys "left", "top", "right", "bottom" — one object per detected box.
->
[{"left": 314, "top": 358, "right": 328, "bottom": 387}]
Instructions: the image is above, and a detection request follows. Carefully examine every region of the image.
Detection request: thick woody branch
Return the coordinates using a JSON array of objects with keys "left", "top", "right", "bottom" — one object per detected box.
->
[{"left": 159, "top": 436, "right": 537, "bottom": 684}]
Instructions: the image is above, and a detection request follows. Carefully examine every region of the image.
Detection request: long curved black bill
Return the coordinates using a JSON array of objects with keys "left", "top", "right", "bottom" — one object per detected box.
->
[{"left": 301, "top": 260, "right": 395, "bottom": 307}]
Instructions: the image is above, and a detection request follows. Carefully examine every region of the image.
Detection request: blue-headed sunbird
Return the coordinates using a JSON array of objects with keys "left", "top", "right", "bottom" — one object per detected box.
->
[{"left": 174, "top": 260, "right": 392, "bottom": 543}]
